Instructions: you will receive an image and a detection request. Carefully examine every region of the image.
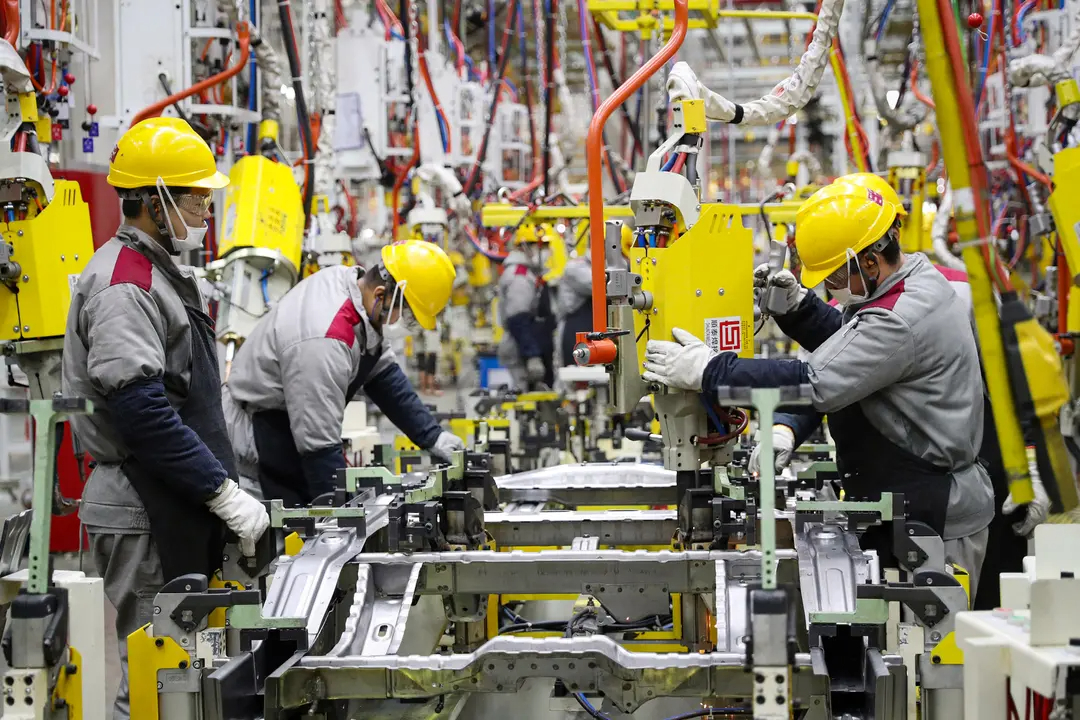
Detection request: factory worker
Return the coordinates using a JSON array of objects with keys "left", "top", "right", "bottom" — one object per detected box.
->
[
  {"left": 62, "top": 117, "right": 270, "bottom": 720},
  {"left": 556, "top": 223, "right": 633, "bottom": 367},
  {"left": 642, "top": 179, "right": 996, "bottom": 593},
  {"left": 222, "top": 240, "right": 465, "bottom": 507},
  {"left": 753, "top": 173, "right": 1037, "bottom": 608},
  {"left": 497, "top": 224, "right": 555, "bottom": 389}
]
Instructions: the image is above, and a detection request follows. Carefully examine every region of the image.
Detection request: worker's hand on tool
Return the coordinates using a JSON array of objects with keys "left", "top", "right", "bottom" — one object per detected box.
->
[
  {"left": 666, "top": 62, "right": 702, "bottom": 103},
  {"left": 1002, "top": 460, "right": 1050, "bottom": 537},
  {"left": 748, "top": 425, "right": 796, "bottom": 476},
  {"left": 429, "top": 431, "right": 466, "bottom": 464},
  {"left": 753, "top": 264, "right": 805, "bottom": 317},
  {"left": 206, "top": 479, "right": 270, "bottom": 557},
  {"left": 642, "top": 328, "right": 715, "bottom": 392},
  {"left": 526, "top": 357, "right": 546, "bottom": 384}
]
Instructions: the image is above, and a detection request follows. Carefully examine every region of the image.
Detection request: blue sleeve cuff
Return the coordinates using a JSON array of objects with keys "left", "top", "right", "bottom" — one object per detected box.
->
[
  {"left": 364, "top": 363, "right": 443, "bottom": 449},
  {"left": 702, "top": 354, "right": 810, "bottom": 394},
  {"left": 774, "top": 409, "right": 824, "bottom": 447},
  {"left": 300, "top": 445, "right": 344, "bottom": 499},
  {"left": 775, "top": 292, "right": 843, "bottom": 352},
  {"left": 105, "top": 377, "right": 226, "bottom": 502}
]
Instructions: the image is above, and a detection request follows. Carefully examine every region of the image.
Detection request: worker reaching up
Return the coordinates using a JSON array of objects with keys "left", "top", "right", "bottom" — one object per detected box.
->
[
  {"left": 222, "top": 240, "right": 465, "bottom": 507},
  {"left": 63, "top": 118, "right": 270, "bottom": 720},
  {"left": 497, "top": 224, "right": 556, "bottom": 390},
  {"left": 642, "top": 179, "right": 995, "bottom": 594}
]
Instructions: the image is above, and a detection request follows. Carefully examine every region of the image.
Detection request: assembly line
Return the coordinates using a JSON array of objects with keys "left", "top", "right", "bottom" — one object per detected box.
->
[{"left": 1, "top": 0, "right": 1080, "bottom": 718}]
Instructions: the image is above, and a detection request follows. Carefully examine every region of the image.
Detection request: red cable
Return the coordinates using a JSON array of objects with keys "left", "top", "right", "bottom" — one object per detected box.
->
[{"left": 418, "top": 41, "right": 451, "bottom": 154}]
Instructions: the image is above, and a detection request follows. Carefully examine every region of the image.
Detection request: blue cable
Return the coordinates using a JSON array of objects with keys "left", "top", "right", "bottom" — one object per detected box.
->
[
  {"left": 875, "top": 0, "right": 895, "bottom": 41},
  {"left": 699, "top": 394, "right": 724, "bottom": 435},
  {"left": 502, "top": 77, "right": 519, "bottom": 97},
  {"left": 661, "top": 154, "right": 678, "bottom": 171},
  {"left": 488, "top": 0, "right": 496, "bottom": 70},
  {"left": 1016, "top": 2, "right": 1034, "bottom": 43},
  {"left": 390, "top": 28, "right": 404, "bottom": 40},
  {"left": 246, "top": 0, "right": 258, "bottom": 152},
  {"left": 974, "top": 6, "right": 995, "bottom": 108},
  {"left": 259, "top": 269, "right": 271, "bottom": 306}
]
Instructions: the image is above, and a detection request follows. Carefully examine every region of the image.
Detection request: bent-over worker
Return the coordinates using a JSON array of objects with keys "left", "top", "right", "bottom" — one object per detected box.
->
[
  {"left": 642, "top": 179, "right": 995, "bottom": 594},
  {"left": 222, "top": 241, "right": 465, "bottom": 507},
  {"left": 63, "top": 118, "right": 270, "bottom": 719}
]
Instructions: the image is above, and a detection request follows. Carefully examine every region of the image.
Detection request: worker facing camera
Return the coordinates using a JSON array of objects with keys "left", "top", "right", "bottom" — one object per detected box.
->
[
  {"left": 643, "top": 178, "right": 995, "bottom": 595},
  {"left": 62, "top": 117, "right": 270, "bottom": 720},
  {"left": 222, "top": 240, "right": 466, "bottom": 508}
]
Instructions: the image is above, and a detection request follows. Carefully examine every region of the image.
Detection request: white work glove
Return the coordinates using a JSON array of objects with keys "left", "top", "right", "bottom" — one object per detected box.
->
[
  {"left": 748, "top": 425, "right": 796, "bottom": 476},
  {"left": 428, "top": 431, "right": 465, "bottom": 463},
  {"left": 753, "top": 264, "right": 806, "bottom": 317},
  {"left": 666, "top": 61, "right": 703, "bottom": 103},
  {"left": 642, "top": 328, "right": 715, "bottom": 392},
  {"left": 206, "top": 479, "right": 270, "bottom": 557},
  {"left": 526, "top": 357, "right": 546, "bottom": 384},
  {"left": 1002, "top": 459, "right": 1050, "bottom": 537}
]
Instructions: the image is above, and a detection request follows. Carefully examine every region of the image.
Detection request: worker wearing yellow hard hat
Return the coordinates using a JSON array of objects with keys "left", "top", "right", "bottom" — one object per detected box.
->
[
  {"left": 223, "top": 239, "right": 464, "bottom": 506},
  {"left": 63, "top": 117, "right": 270, "bottom": 720},
  {"left": 643, "top": 178, "right": 995, "bottom": 593}
]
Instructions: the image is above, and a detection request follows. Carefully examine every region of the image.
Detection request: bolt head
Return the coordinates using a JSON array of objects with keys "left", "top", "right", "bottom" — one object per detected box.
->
[
  {"left": 695, "top": 289, "right": 702, "bottom": 296},
  {"left": 16, "top": 230, "right": 22, "bottom": 236},
  {"left": 60, "top": 255, "right": 64, "bottom": 261},
  {"left": 719, "top": 288, "right": 725, "bottom": 295}
]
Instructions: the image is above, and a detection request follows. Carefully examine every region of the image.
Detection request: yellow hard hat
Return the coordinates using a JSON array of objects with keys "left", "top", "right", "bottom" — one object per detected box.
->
[
  {"left": 796, "top": 181, "right": 898, "bottom": 288},
  {"left": 381, "top": 240, "right": 457, "bottom": 330},
  {"left": 835, "top": 172, "right": 907, "bottom": 217},
  {"left": 108, "top": 117, "right": 229, "bottom": 190}
]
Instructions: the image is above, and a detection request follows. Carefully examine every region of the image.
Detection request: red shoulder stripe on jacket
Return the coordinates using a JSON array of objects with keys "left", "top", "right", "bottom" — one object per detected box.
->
[
  {"left": 863, "top": 280, "right": 906, "bottom": 312},
  {"left": 326, "top": 299, "right": 363, "bottom": 347},
  {"left": 109, "top": 245, "right": 153, "bottom": 292}
]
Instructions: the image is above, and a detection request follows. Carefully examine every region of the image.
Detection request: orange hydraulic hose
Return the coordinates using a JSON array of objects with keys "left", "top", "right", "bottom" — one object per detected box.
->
[
  {"left": 910, "top": 61, "right": 936, "bottom": 110},
  {"left": 588, "top": 0, "right": 689, "bottom": 332},
  {"left": 2, "top": 0, "right": 18, "bottom": 45},
  {"left": 131, "top": 23, "right": 251, "bottom": 126}
]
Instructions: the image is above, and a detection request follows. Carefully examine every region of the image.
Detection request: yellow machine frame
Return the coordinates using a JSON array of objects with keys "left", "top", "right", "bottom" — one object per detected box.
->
[
  {"left": 628, "top": 204, "right": 755, "bottom": 363},
  {"left": 218, "top": 153, "right": 305, "bottom": 273},
  {"left": 0, "top": 179, "right": 93, "bottom": 342}
]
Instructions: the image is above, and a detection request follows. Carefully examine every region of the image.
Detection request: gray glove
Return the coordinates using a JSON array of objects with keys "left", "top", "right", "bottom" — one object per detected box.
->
[
  {"left": 429, "top": 431, "right": 465, "bottom": 463},
  {"left": 1002, "top": 459, "right": 1050, "bottom": 537},
  {"left": 206, "top": 478, "right": 270, "bottom": 557},
  {"left": 754, "top": 264, "right": 805, "bottom": 317},
  {"left": 748, "top": 425, "right": 796, "bottom": 476}
]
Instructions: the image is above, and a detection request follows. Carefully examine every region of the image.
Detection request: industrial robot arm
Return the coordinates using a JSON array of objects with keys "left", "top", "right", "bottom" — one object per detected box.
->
[{"left": 665, "top": 0, "right": 844, "bottom": 125}]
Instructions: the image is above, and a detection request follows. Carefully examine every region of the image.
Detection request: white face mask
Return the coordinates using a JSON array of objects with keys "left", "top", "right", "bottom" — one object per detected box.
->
[
  {"left": 156, "top": 178, "right": 208, "bottom": 254},
  {"left": 829, "top": 287, "right": 852, "bottom": 306},
  {"left": 376, "top": 280, "right": 422, "bottom": 337}
]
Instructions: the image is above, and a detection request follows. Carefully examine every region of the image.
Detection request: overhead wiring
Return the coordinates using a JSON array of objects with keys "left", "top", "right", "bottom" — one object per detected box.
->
[
  {"left": 462, "top": 0, "right": 520, "bottom": 196},
  {"left": 276, "top": 2, "right": 315, "bottom": 231}
]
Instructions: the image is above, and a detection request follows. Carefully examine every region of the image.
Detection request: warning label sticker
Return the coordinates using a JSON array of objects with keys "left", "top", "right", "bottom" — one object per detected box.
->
[{"left": 704, "top": 317, "right": 743, "bottom": 355}]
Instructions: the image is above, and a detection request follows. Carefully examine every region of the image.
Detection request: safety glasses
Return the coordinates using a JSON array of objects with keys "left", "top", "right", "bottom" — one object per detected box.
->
[{"left": 173, "top": 192, "right": 213, "bottom": 215}]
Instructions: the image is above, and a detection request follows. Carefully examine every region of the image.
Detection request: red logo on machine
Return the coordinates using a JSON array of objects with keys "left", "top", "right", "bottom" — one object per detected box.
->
[{"left": 705, "top": 317, "right": 743, "bottom": 354}]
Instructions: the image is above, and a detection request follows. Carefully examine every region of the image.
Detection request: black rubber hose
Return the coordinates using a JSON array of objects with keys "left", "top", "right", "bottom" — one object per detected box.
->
[
  {"left": 278, "top": 0, "right": 315, "bottom": 230},
  {"left": 541, "top": 0, "right": 556, "bottom": 197}
]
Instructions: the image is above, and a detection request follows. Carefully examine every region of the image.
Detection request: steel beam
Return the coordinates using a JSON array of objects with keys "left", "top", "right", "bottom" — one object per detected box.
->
[
  {"left": 270, "top": 636, "right": 827, "bottom": 715},
  {"left": 483, "top": 509, "right": 679, "bottom": 547}
]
